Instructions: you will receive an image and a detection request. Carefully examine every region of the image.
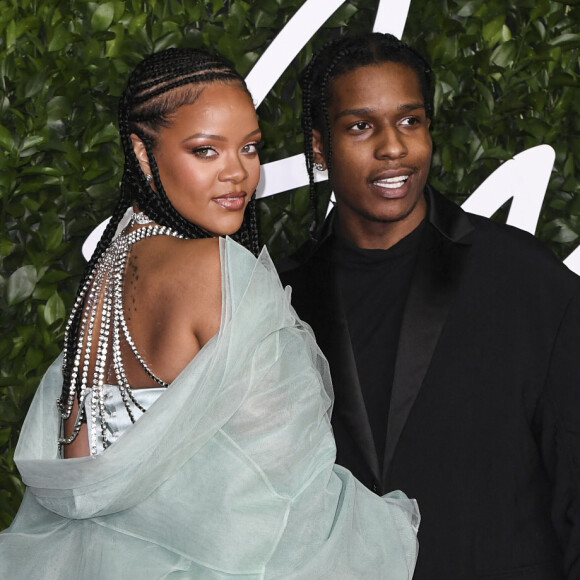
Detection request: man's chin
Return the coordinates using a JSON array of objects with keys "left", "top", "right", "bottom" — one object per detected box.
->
[{"left": 363, "top": 200, "right": 424, "bottom": 225}]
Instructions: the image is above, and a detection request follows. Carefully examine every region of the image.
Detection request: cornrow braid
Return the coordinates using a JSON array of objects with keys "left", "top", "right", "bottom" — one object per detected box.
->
[
  {"left": 300, "top": 33, "right": 433, "bottom": 240},
  {"left": 59, "top": 47, "right": 261, "bottom": 410}
]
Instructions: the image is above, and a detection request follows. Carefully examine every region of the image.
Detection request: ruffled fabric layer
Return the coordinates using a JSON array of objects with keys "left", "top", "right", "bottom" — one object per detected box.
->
[{"left": 0, "top": 238, "right": 419, "bottom": 578}]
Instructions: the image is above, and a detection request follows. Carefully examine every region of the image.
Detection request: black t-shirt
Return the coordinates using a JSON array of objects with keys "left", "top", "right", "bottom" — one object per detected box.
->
[{"left": 334, "top": 222, "right": 424, "bottom": 468}]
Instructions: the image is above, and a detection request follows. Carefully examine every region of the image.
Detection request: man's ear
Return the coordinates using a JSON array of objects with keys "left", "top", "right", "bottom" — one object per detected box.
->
[
  {"left": 130, "top": 134, "right": 151, "bottom": 176},
  {"left": 312, "top": 129, "right": 327, "bottom": 171}
]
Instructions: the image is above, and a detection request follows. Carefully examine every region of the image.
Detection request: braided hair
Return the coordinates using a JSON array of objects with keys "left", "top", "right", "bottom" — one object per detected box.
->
[
  {"left": 300, "top": 33, "right": 433, "bottom": 235},
  {"left": 60, "top": 47, "right": 260, "bottom": 409}
]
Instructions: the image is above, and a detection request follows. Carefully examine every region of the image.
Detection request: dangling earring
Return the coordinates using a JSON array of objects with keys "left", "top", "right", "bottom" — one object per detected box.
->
[
  {"left": 314, "top": 163, "right": 325, "bottom": 172},
  {"left": 145, "top": 174, "right": 153, "bottom": 184}
]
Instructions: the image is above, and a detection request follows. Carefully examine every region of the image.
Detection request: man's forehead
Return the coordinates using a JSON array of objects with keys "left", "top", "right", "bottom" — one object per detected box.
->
[
  {"left": 331, "top": 61, "right": 420, "bottom": 86},
  {"left": 328, "top": 62, "right": 424, "bottom": 111}
]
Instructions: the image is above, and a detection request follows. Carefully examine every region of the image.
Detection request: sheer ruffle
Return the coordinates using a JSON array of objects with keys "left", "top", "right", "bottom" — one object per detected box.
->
[{"left": 0, "top": 238, "right": 419, "bottom": 578}]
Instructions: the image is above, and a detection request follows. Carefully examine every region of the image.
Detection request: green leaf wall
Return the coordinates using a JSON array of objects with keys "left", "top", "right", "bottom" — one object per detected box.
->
[{"left": 1, "top": 0, "right": 578, "bottom": 524}]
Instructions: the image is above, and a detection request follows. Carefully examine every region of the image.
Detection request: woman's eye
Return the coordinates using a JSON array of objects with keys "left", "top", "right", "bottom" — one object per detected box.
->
[
  {"left": 193, "top": 147, "right": 217, "bottom": 158},
  {"left": 242, "top": 140, "right": 263, "bottom": 154}
]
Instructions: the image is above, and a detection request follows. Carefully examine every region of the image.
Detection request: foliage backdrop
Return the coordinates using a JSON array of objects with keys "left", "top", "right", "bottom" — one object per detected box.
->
[{"left": 0, "top": 0, "right": 579, "bottom": 525}]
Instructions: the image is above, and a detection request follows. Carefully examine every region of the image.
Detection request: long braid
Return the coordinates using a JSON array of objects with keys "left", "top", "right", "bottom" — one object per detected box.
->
[
  {"left": 245, "top": 195, "right": 260, "bottom": 256},
  {"left": 59, "top": 190, "right": 131, "bottom": 409},
  {"left": 60, "top": 47, "right": 261, "bottom": 410},
  {"left": 231, "top": 193, "right": 260, "bottom": 256},
  {"left": 300, "top": 33, "right": 433, "bottom": 240},
  {"left": 299, "top": 66, "right": 318, "bottom": 236},
  {"left": 300, "top": 42, "right": 362, "bottom": 239}
]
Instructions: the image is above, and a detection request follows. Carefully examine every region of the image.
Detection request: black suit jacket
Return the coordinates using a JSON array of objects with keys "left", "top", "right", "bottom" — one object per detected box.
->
[{"left": 280, "top": 188, "right": 580, "bottom": 579}]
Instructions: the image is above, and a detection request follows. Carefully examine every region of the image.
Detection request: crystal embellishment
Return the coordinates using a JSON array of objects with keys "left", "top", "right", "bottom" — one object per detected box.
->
[{"left": 58, "top": 214, "right": 184, "bottom": 455}]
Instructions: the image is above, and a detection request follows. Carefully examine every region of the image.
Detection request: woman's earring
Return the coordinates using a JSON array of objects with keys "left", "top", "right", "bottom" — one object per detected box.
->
[
  {"left": 145, "top": 174, "right": 153, "bottom": 184},
  {"left": 314, "top": 163, "right": 325, "bottom": 171}
]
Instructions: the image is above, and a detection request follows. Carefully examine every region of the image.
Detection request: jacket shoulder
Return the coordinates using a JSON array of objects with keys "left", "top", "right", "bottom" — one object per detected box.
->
[{"left": 428, "top": 187, "right": 578, "bottom": 285}]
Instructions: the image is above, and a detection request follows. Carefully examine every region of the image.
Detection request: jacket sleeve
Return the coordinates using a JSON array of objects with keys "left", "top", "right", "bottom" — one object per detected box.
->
[{"left": 538, "top": 287, "right": 580, "bottom": 578}]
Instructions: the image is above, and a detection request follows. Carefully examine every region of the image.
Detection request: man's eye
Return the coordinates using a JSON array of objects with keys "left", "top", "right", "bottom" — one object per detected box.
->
[
  {"left": 401, "top": 116, "right": 420, "bottom": 126},
  {"left": 350, "top": 121, "right": 370, "bottom": 131}
]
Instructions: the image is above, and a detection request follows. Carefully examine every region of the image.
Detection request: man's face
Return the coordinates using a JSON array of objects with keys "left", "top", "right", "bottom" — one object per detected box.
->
[{"left": 314, "top": 61, "right": 432, "bottom": 248}]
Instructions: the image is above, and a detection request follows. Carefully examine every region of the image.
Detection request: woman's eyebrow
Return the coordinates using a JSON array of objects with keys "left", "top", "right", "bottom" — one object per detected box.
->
[{"left": 182, "top": 128, "right": 261, "bottom": 143}]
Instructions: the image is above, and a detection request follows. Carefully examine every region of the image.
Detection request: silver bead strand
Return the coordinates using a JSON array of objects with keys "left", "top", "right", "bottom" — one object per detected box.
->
[{"left": 58, "top": 214, "right": 184, "bottom": 454}]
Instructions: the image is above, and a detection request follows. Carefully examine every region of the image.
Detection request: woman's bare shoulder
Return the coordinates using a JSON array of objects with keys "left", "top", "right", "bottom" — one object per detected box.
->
[
  {"left": 144, "top": 236, "right": 221, "bottom": 289},
  {"left": 127, "top": 235, "right": 222, "bottom": 356},
  {"left": 127, "top": 235, "right": 222, "bottom": 317},
  {"left": 172, "top": 237, "right": 222, "bottom": 297}
]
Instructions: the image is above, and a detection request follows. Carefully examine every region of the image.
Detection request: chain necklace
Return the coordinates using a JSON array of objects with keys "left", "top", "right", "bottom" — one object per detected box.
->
[{"left": 58, "top": 213, "right": 185, "bottom": 455}]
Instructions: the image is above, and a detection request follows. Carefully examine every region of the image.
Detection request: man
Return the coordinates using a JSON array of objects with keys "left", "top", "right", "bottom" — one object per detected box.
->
[{"left": 280, "top": 33, "right": 580, "bottom": 579}]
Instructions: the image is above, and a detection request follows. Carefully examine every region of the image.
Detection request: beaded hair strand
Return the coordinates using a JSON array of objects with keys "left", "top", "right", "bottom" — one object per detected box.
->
[
  {"left": 59, "top": 48, "right": 260, "bottom": 413},
  {"left": 299, "top": 33, "right": 433, "bottom": 239}
]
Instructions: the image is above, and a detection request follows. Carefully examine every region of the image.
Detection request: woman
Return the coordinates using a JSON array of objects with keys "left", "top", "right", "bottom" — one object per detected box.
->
[{"left": 0, "top": 47, "right": 419, "bottom": 578}]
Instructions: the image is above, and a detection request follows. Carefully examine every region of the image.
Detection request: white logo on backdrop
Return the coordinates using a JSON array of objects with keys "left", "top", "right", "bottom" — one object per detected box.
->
[{"left": 83, "top": 0, "right": 578, "bottom": 274}]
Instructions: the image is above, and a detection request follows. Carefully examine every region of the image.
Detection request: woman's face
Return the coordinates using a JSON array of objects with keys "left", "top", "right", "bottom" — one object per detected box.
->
[{"left": 139, "top": 82, "right": 261, "bottom": 236}]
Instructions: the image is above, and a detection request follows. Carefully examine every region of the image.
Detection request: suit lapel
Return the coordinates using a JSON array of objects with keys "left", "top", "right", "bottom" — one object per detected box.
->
[
  {"left": 383, "top": 193, "right": 473, "bottom": 480},
  {"left": 306, "top": 246, "right": 382, "bottom": 482},
  {"left": 285, "top": 190, "right": 474, "bottom": 486}
]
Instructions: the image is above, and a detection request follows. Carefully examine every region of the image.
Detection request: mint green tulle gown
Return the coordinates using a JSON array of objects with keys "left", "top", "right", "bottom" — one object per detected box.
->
[{"left": 0, "top": 238, "right": 419, "bottom": 579}]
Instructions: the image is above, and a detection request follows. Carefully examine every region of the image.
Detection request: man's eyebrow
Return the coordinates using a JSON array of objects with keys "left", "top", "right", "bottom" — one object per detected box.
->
[
  {"left": 334, "top": 102, "right": 426, "bottom": 120},
  {"left": 399, "top": 102, "right": 426, "bottom": 112},
  {"left": 334, "top": 107, "right": 374, "bottom": 120},
  {"left": 181, "top": 128, "right": 261, "bottom": 143}
]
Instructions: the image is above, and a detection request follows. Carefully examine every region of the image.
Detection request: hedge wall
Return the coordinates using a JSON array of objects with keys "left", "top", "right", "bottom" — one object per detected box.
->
[{"left": 0, "top": 0, "right": 579, "bottom": 525}]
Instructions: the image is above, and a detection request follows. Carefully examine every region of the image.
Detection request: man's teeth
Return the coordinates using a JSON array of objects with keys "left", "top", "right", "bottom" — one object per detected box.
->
[{"left": 374, "top": 175, "right": 409, "bottom": 189}]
